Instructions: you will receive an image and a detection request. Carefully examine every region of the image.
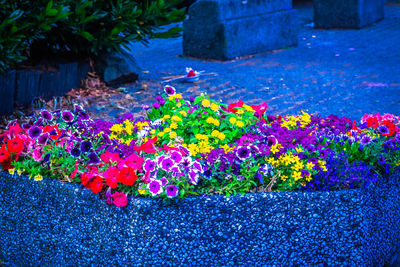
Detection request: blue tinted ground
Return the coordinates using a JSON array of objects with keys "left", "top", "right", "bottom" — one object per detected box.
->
[{"left": 87, "top": 2, "right": 400, "bottom": 122}]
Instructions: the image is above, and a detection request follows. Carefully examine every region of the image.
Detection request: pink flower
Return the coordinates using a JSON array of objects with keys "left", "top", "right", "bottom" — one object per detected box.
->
[
  {"left": 103, "top": 167, "right": 119, "bottom": 189},
  {"left": 32, "top": 147, "right": 43, "bottom": 162},
  {"left": 125, "top": 153, "right": 144, "bottom": 171},
  {"left": 383, "top": 113, "right": 396, "bottom": 123},
  {"left": 112, "top": 192, "right": 128, "bottom": 207},
  {"left": 100, "top": 151, "right": 120, "bottom": 164}
]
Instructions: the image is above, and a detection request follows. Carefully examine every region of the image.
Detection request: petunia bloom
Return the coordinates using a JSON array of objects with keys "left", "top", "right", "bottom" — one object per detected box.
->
[
  {"left": 166, "top": 185, "right": 179, "bottom": 198},
  {"left": 112, "top": 192, "right": 128, "bottom": 207},
  {"left": 148, "top": 180, "right": 163, "bottom": 196}
]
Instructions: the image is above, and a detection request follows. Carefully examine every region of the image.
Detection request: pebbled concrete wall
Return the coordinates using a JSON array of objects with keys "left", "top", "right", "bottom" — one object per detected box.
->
[{"left": 1, "top": 171, "right": 400, "bottom": 266}]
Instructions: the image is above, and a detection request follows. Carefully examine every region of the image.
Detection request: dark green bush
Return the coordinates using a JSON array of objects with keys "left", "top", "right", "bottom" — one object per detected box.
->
[{"left": 0, "top": 0, "right": 185, "bottom": 74}]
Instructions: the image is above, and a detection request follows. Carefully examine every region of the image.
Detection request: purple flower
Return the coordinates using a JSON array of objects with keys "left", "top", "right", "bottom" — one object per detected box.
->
[
  {"left": 160, "top": 177, "right": 169, "bottom": 186},
  {"left": 236, "top": 146, "right": 251, "bottom": 160},
  {"left": 71, "top": 147, "right": 81, "bottom": 157},
  {"left": 106, "top": 187, "right": 113, "bottom": 205},
  {"left": 378, "top": 125, "right": 390, "bottom": 135},
  {"left": 164, "top": 85, "right": 176, "bottom": 95},
  {"left": 28, "top": 126, "right": 42, "bottom": 139},
  {"left": 148, "top": 180, "right": 163, "bottom": 196},
  {"left": 171, "top": 166, "right": 181, "bottom": 177},
  {"left": 237, "top": 175, "right": 245, "bottom": 181},
  {"left": 301, "top": 170, "right": 310, "bottom": 177},
  {"left": 152, "top": 102, "right": 160, "bottom": 109},
  {"left": 87, "top": 152, "right": 100, "bottom": 165},
  {"left": 166, "top": 185, "right": 179, "bottom": 198},
  {"left": 255, "top": 173, "right": 263, "bottom": 184},
  {"left": 159, "top": 99, "right": 166, "bottom": 106},
  {"left": 37, "top": 133, "right": 49, "bottom": 145},
  {"left": 192, "top": 161, "right": 203, "bottom": 173},
  {"left": 142, "top": 104, "right": 151, "bottom": 110},
  {"left": 190, "top": 96, "right": 196, "bottom": 103},
  {"left": 79, "top": 111, "right": 90, "bottom": 121},
  {"left": 144, "top": 159, "right": 156, "bottom": 172},
  {"left": 41, "top": 110, "right": 53, "bottom": 121},
  {"left": 170, "top": 151, "right": 182, "bottom": 163},
  {"left": 155, "top": 96, "right": 163, "bottom": 103},
  {"left": 62, "top": 111, "right": 74, "bottom": 122},
  {"left": 188, "top": 170, "right": 199, "bottom": 185},
  {"left": 360, "top": 135, "right": 372, "bottom": 145},
  {"left": 161, "top": 157, "right": 174, "bottom": 172},
  {"left": 80, "top": 141, "right": 93, "bottom": 153},
  {"left": 34, "top": 118, "right": 44, "bottom": 126},
  {"left": 22, "top": 123, "right": 31, "bottom": 129},
  {"left": 377, "top": 155, "right": 386, "bottom": 164},
  {"left": 74, "top": 104, "right": 83, "bottom": 113}
]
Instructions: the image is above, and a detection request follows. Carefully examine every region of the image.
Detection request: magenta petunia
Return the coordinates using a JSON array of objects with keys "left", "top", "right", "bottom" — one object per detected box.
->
[
  {"left": 170, "top": 151, "right": 183, "bottom": 164},
  {"left": 166, "top": 185, "right": 179, "bottom": 198},
  {"left": 192, "top": 161, "right": 203, "bottom": 173},
  {"left": 160, "top": 177, "right": 169, "bottom": 186},
  {"left": 144, "top": 159, "right": 156, "bottom": 172},
  {"left": 161, "top": 157, "right": 174, "bottom": 172},
  {"left": 164, "top": 85, "right": 176, "bottom": 95},
  {"left": 148, "top": 180, "right": 163, "bottom": 196},
  {"left": 112, "top": 192, "right": 128, "bottom": 207},
  {"left": 188, "top": 170, "right": 199, "bottom": 185}
]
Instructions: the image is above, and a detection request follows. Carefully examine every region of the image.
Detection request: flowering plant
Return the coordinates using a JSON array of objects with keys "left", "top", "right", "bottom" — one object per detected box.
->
[{"left": 1, "top": 86, "right": 399, "bottom": 207}]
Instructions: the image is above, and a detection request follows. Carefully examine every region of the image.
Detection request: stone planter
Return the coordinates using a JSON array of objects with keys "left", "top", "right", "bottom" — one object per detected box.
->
[
  {"left": 313, "top": 0, "right": 385, "bottom": 29},
  {"left": 1, "top": 171, "right": 400, "bottom": 266},
  {"left": 183, "top": 0, "right": 299, "bottom": 60}
]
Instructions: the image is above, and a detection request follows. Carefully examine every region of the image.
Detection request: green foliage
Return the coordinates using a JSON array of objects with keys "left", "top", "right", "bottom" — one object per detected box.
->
[{"left": 0, "top": 0, "right": 185, "bottom": 74}]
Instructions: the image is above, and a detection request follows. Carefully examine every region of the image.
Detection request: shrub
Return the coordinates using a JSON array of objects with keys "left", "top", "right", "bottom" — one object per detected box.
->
[{"left": 0, "top": 0, "right": 185, "bottom": 73}]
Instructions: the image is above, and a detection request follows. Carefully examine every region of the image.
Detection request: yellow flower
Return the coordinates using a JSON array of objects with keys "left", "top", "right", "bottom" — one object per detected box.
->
[
  {"left": 292, "top": 171, "right": 302, "bottom": 181},
  {"left": 306, "top": 162, "right": 315, "bottom": 170},
  {"left": 211, "top": 130, "right": 219, "bottom": 138},
  {"left": 281, "top": 175, "right": 288, "bottom": 181},
  {"left": 213, "top": 119, "right": 220, "bottom": 127},
  {"left": 163, "top": 115, "right": 171, "bottom": 120},
  {"left": 218, "top": 132, "right": 226, "bottom": 141},
  {"left": 158, "top": 132, "right": 165, "bottom": 137},
  {"left": 236, "top": 121, "right": 245, "bottom": 128},
  {"left": 169, "top": 131, "right": 177, "bottom": 139},
  {"left": 150, "top": 129, "right": 156, "bottom": 135},
  {"left": 170, "top": 122, "right": 178, "bottom": 129},
  {"left": 34, "top": 174, "right": 43, "bottom": 181},
  {"left": 17, "top": 169, "right": 23, "bottom": 176},
  {"left": 164, "top": 127, "right": 171, "bottom": 133},
  {"left": 237, "top": 109, "right": 244, "bottom": 115},
  {"left": 179, "top": 110, "right": 187, "bottom": 117},
  {"left": 206, "top": 117, "right": 214, "bottom": 124},
  {"left": 202, "top": 99, "right": 211, "bottom": 108},
  {"left": 171, "top": 115, "right": 182, "bottom": 122},
  {"left": 138, "top": 189, "right": 146, "bottom": 195},
  {"left": 295, "top": 147, "right": 303, "bottom": 153},
  {"left": 175, "top": 93, "right": 183, "bottom": 99},
  {"left": 177, "top": 102, "right": 182, "bottom": 108},
  {"left": 270, "top": 144, "right": 281, "bottom": 154},
  {"left": 210, "top": 103, "right": 219, "bottom": 112},
  {"left": 243, "top": 104, "right": 255, "bottom": 113},
  {"left": 221, "top": 144, "right": 232, "bottom": 153},
  {"left": 8, "top": 169, "right": 15, "bottom": 175},
  {"left": 229, "top": 117, "right": 237, "bottom": 125}
]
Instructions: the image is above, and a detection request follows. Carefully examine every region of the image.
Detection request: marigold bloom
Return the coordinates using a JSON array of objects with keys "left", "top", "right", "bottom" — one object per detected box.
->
[
  {"left": 210, "top": 103, "right": 219, "bottom": 112},
  {"left": 202, "top": 99, "right": 211, "bottom": 108},
  {"left": 34, "top": 174, "right": 43, "bottom": 181},
  {"left": 169, "top": 131, "right": 177, "bottom": 139}
]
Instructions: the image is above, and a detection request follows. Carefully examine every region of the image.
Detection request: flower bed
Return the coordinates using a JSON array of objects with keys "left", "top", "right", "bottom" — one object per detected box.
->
[{"left": 1, "top": 86, "right": 400, "bottom": 264}]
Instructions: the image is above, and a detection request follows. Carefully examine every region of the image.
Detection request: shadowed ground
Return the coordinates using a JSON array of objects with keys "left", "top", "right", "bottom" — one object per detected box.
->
[{"left": 86, "top": 2, "right": 400, "bottom": 121}]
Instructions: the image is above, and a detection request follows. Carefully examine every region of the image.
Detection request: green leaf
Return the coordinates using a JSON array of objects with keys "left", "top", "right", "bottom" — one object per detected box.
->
[
  {"left": 45, "top": 0, "right": 53, "bottom": 15},
  {"left": 79, "top": 31, "right": 94, "bottom": 41}
]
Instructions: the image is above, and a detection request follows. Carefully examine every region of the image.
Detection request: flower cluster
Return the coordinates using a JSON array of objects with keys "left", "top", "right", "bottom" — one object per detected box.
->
[{"left": 1, "top": 86, "right": 399, "bottom": 207}]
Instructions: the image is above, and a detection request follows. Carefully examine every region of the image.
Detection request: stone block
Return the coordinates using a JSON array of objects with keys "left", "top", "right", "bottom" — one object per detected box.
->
[
  {"left": 38, "top": 68, "right": 61, "bottom": 100},
  {"left": 15, "top": 70, "right": 40, "bottom": 107},
  {"left": 59, "top": 62, "right": 79, "bottom": 95},
  {"left": 314, "top": 0, "right": 385, "bottom": 29},
  {"left": 0, "top": 70, "right": 15, "bottom": 116},
  {"left": 183, "top": 0, "right": 299, "bottom": 60}
]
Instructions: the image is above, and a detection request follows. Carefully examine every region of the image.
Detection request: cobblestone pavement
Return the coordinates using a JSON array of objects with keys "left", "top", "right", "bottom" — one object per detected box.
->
[{"left": 89, "top": 2, "right": 400, "bottom": 121}]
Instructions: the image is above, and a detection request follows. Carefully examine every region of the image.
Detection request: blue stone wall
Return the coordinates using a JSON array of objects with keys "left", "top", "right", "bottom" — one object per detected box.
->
[{"left": 1, "top": 171, "right": 400, "bottom": 266}]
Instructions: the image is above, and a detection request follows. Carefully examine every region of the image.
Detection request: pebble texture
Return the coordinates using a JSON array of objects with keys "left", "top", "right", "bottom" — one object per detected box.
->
[{"left": 1, "top": 170, "right": 400, "bottom": 266}]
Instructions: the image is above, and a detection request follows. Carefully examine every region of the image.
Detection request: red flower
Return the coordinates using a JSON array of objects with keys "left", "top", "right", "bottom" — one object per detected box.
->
[
  {"left": 81, "top": 171, "right": 95, "bottom": 187},
  {"left": 89, "top": 176, "right": 103, "bottom": 194},
  {"left": 125, "top": 153, "right": 144, "bottom": 170},
  {"left": 222, "top": 100, "right": 244, "bottom": 114},
  {"left": 134, "top": 136, "right": 159, "bottom": 154},
  {"left": 187, "top": 70, "right": 196, "bottom": 77},
  {"left": 43, "top": 125, "right": 61, "bottom": 140},
  {"left": 103, "top": 167, "right": 119, "bottom": 189},
  {"left": 366, "top": 117, "right": 379, "bottom": 129},
  {"left": 0, "top": 144, "right": 10, "bottom": 163},
  {"left": 250, "top": 102, "right": 268, "bottom": 117},
  {"left": 100, "top": 151, "right": 121, "bottom": 164},
  {"left": 7, "top": 136, "right": 24, "bottom": 154},
  {"left": 119, "top": 166, "right": 137, "bottom": 186},
  {"left": 381, "top": 120, "right": 396, "bottom": 137},
  {"left": 112, "top": 192, "right": 128, "bottom": 207}
]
